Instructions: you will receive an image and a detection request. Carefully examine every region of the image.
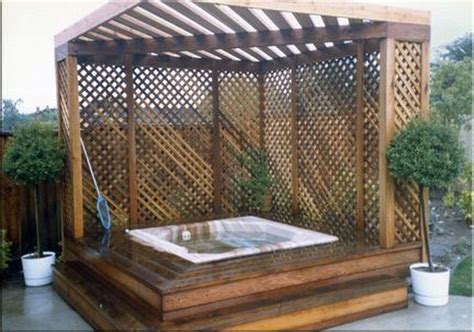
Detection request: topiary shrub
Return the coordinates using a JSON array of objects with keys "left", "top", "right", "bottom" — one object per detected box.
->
[
  {"left": 387, "top": 118, "right": 465, "bottom": 271},
  {"left": 2, "top": 122, "right": 65, "bottom": 258}
]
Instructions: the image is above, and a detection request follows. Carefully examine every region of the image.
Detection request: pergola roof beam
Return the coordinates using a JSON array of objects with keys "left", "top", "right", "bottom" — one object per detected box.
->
[
  {"left": 123, "top": 11, "right": 174, "bottom": 37},
  {"left": 195, "top": 1, "right": 431, "bottom": 25},
  {"left": 214, "top": 5, "right": 257, "bottom": 32},
  {"left": 136, "top": 3, "right": 195, "bottom": 36},
  {"left": 268, "top": 45, "right": 291, "bottom": 57},
  {"left": 54, "top": 0, "right": 140, "bottom": 46},
  {"left": 55, "top": 1, "right": 430, "bottom": 48},
  {"left": 77, "top": 53, "right": 260, "bottom": 73},
  {"left": 230, "top": 7, "right": 268, "bottom": 31},
  {"left": 114, "top": 15, "right": 162, "bottom": 38},
  {"left": 67, "top": 22, "right": 395, "bottom": 58},
  {"left": 149, "top": 1, "right": 216, "bottom": 35},
  {"left": 195, "top": 3, "right": 248, "bottom": 33},
  {"left": 261, "top": 39, "right": 380, "bottom": 72},
  {"left": 171, "top": 1, "right": 236, "bottom": 34},
  {"left": 75, "top": 38, "right": 379, "bottom": 74},
  {"left": 249, "top": 47, "right": 273, "bottom": 61}
]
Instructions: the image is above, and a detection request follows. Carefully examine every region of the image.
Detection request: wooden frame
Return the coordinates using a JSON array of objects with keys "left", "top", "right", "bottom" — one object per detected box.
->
[
  {"left": 55, "top": 1, "right": 430, "bottom": 251},
  {"left": 53, "top": 2, "right": 431, "bottom": 330}
]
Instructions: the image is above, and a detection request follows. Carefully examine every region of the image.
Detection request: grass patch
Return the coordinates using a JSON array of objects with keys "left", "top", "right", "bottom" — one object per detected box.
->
[{"left": 450, "top": 255, "right": 472, "bottom": 297}]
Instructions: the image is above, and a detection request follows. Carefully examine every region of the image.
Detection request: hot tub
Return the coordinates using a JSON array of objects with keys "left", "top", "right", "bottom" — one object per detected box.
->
[{"left": 128, "top": 216, "right": 338, "bottom": 264}]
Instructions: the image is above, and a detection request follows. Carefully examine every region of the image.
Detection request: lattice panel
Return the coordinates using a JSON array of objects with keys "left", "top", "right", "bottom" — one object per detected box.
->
[
  {"left": 296, "top": 56, "right": 358, "bottom": 242},
  {"left": 393, "top": 41, "right": 423, "bottom": 243},
  {"left": 78, "top": 63, "right": 129, "bottom": 228},
  {"left": 263, "top": 69, "right": 292, "bottom": 223},
  {"left": 219, "top": 71, "right": 260, "bottom": 214},
  {"left": 133, "top": 66, "right": 214, "bottom": 224},
  {"left": 57, "top": 61, "right": 74, "bottom": 236},
  {"left": 363, "top": 51, "right": 381, "bottom": 245}
]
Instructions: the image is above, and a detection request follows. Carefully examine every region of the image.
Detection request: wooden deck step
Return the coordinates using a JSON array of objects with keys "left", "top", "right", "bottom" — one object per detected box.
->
[
  {"left": 53, "top": 261, "right": 161, "bottom": 331},
  {"left": 164, "top": 275, "right": 408, "bottom": 331},
  {"left": 53, "top": 261, "right": 407, "bottom": 331}
]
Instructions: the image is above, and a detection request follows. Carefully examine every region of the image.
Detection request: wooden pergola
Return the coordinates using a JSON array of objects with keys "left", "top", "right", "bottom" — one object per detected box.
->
[{"left": 54, "top": 1, "right": 431, "bottom": 329}]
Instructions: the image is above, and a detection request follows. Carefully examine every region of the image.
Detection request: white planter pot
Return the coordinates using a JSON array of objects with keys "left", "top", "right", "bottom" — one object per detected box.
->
[
  {"left": 410, "top": 262, "right": 450, "bottom": 306},
  {"left": 21, "top": 251, "right": 56, "bottom": 287}
]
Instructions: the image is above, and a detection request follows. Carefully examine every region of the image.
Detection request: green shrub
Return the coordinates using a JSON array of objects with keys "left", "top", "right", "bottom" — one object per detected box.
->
[
  {"left": 387, "top": 119, "right": 464, "bottom": 188},
  {"left": 2, "top": 122, "right": 65, "bottom": 257},
  {"left": 2, "top": 122, "right": 65, "bottom": 185},
  {"left": 235, "top": 149, "right": 273, "bottom": 214},
  {"left": 460, "top": 191, "right": 473, "bottom": 224},
  {"left": 459, "top": 164, "right": 473, "bottom": 224},
  {"left": 387, "top": 118, "right": 465, "bottom": 271},
  {"left": 0, "top": 230, "right": 11, "bottom": 271},
  {"left": 431, "top": 58, "right": 473, "bottom": 128},
  {"left": 442, "top": 190, "right": 456, "bottom": 208}
]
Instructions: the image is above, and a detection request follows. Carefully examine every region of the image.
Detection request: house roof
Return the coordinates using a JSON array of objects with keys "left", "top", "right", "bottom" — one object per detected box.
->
[{"left": 55, "top": 1, "right": 430, "bottom": 63}]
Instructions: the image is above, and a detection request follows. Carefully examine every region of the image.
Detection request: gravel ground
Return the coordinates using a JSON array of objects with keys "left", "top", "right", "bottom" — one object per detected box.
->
[{"left": 429, "top": 190, "right": 473, "bottom": 270}]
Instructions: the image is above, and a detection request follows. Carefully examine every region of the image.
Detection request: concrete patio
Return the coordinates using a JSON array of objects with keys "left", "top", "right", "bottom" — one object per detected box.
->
[{"left": 1, "top": 277, "right": 472, "bottom": 331}]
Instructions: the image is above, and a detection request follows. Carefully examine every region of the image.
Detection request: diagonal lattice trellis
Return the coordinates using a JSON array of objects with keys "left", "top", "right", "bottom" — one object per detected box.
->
[
  {"left": 62, "top": 42, "right": 423, "bottom": 246},
  {"left": 78, "top": 63, "right": 130, "bottom": 229},
  {"left": 133, "top": 66, "right": 215, "bottom": 224},
  {"left": 296, "top": 56, "right": 358, "bottom": 242},
  {"left": 57, "top": 60, "right": 74, "bottom": 236},
  {"left": 363, "top": 51, "right": 381, "bottom": 245},
  {"left": 393, "top": 41, "right": 423, "bottom": 243},
  {"left": 219, "top": 70, "right": 260, "bottom": 214},
  {"left": 263, "top": 68, "right": 293, "bottom": 224}
]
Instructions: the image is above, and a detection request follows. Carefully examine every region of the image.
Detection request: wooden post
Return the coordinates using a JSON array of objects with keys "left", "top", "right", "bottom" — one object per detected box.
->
[
  {"left": 66, "top": 56, "right": 84, "bottom": 239},
  {"left": 258, "top": 69, "right": 266, "bottom": 150},
  {"left": 355, "top": 41, "right": 365, "bottom": 233},
  {"left": 290, "top": 58, "right": 299, "bottom": 215},
  {"left": 54, "top": 62, "right": 66, "bottom": 254},
  {"left": 378, "top": 38, "right": 396, "bottom": 249},
  {"left": 211, "top": 62, "right": 223, "bottom": 216},
  {"left": 419, "top": 41, "right": 431, "bottom": 262},
  {"left": 125, "top": 55, "right": 138, "bottom": 226}
]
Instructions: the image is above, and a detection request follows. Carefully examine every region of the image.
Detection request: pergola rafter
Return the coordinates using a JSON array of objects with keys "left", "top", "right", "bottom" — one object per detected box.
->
[
  {"left": 55, "top": 0, "right": 431, "bottom": 255},
  {"left": 61, "top": 22, "right": 429, "bottom": 61}
]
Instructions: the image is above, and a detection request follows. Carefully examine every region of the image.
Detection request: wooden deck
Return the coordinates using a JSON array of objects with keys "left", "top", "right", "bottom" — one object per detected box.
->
[{"left": 54, "top": 228, "right": 421, "bottom": 330}]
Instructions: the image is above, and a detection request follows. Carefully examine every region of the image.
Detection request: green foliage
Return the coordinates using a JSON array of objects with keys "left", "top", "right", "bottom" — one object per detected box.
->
[
  {"left": 442, "top": 190, "right": 456, "bottom": 208},
  {"left": 235, "top": 149, "right": 273, "bottom": 214},
  {"left": 450, "top": 255, "right": 473, "bottom": 297},
  {"left": 2, "top": 122, "right": 65, "bottom": 186},
  {"left": 1, "top": 99, "right": 25, "bottom": 132},
  {"left": 1, "top": 99, "right": 58, "bottom": 133},
  {"left": 459, "top": 164, "right": 473, "bottom": 224},
  {"left": 387, "top": 119, "right": 465, "bottom": 188},
  {"left": 460, "top": 191, "right": 473, "bottom": 225},
  {"left": 431, "top": 58, "right": 473, "bottom": 128},
  {"left": 441, "top": 33, "right": 472, "bottom": 62},
  {"left": 0, "top": 230, "right": 12, "bottom": 271}
]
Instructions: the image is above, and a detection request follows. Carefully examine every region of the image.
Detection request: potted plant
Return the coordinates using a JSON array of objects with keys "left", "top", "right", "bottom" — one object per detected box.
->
[
  {"left": 2, "top": 122, "right": 65, "bottom": 286},
  {"left": 387, "top": 118, "right": 464, "bottom": 306}
]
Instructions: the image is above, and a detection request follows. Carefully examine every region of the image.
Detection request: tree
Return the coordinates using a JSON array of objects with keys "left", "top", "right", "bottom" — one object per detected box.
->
[
  {"left": 387, "top": 119, "right": 464, "bottom": 271},
  {"left": 441, "top": 33, "right": 472, "bottom": 62},
  {"left": 2, "top": 122, "right": 65, "bottom": 258},
  {"left": 1, "top": 99, "right": 24, "bottom": 132},
  {"left": 430, "top": 58, "right": 472, "bottom": 128}
]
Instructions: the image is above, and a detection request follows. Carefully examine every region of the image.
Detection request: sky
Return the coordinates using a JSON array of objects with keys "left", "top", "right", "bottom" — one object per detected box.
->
[{"left": 2, "top": 0, "right": 473, "bottom": 113}]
